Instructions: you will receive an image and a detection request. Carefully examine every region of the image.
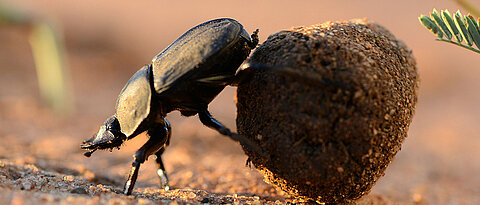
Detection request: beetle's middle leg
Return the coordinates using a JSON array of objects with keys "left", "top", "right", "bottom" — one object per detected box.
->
[
  {"left": 154, "top": 147, "right": 169, "bottom": 190},
  {"left": 198, "top": 109, "right": 233, "bottom": 136},
  {"left": 123, "top": 122, "right": 169, "bottom": 195},
  {"left": 198, "top": 109, "right": 262, "bottom": 156},
  {"left": 154, "top": 118, "right": 171, "bottom": 191}
]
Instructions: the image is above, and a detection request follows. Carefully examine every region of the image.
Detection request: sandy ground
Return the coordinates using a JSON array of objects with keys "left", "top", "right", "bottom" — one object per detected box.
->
[{"left": 1, "top": 1, "right": 480, "bottom": 204}]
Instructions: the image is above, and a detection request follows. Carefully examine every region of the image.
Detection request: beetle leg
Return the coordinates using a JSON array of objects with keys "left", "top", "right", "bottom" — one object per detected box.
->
[
  {"left": 248, "top": 29, "right": 259, "bottom": 49},
  {"left": 124, "top": 160, "right": 140, "bottom": 195},
  {"left": 233, "top": 63, "right": 351, "bottom": 89},
  {"left": 245, "top": 157, "right": 253, "bottom": 168},
  {"left": 123, "top": 123, "right": 169, "bottom": 195},
  {"left": 198, "top": 109, "right": 262, "bottom": 156},
  {"left": 196, "top": 74, "right": 235, "bottom": 86},
  {"left": 154, "top": 118, "right": 171, "bottom": 191},
  {"left": 231, "top": 63, "right": 275, "bottom": 86},
  {"left": 154, "top": 147, "right": 169, "bottom": 191},
  {"left": 198, "top": 109, "right": 232, "bottom": 136}
]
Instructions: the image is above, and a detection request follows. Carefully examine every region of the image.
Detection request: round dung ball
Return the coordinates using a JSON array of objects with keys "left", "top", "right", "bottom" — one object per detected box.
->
[{"left": 236, "top": 19, "right": 419, "bottom": 203}]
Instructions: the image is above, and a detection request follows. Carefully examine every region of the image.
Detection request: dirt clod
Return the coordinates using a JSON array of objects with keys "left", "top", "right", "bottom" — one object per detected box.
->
[{"left": 236, "top": 19, "right": 419, "bottom": 203}]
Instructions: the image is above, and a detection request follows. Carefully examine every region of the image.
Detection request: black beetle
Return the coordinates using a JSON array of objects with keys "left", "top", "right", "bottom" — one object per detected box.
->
[{"left": 81, "top": 18, "right": 259, "bottom": 195}]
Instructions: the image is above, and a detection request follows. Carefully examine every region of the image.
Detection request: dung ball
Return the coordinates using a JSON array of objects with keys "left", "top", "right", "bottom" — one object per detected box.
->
[{"left": 236, "top": 19, "right": 419, "bottom": 203}]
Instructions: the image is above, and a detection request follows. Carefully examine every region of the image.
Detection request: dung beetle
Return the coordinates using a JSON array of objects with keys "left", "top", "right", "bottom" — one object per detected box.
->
[{"left": 81, "top": 18, "right": 259, "bottom": 195}]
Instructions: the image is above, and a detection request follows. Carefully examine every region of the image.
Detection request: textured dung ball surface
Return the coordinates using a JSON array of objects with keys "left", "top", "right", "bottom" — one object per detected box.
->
[{"left": 236, "top": 19, "right": 419, "bottom": 203}]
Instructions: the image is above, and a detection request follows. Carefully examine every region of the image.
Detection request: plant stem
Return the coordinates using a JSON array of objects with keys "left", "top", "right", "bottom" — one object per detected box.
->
[{"left": 436, "top": 38, "right": 480, "bottom": 54}]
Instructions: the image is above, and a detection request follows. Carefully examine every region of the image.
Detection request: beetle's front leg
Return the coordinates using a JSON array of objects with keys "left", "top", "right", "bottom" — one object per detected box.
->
[
  {"left": 123, "top": 122, "right": 169, "bottom": 195},
  {"left": 124, "top": 143, "right": 162, "bottom": 195}
]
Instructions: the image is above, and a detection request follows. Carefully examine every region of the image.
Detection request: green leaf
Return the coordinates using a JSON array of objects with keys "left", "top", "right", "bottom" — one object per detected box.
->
[
  {"left": 442, "top": 10, "right": 463, "bottom": 43},
  {"left": 455, "top": 10, "right": 473, "bottom": 46},
  {"left": 477, "top": 17, "right": 480, "bottom": 36},
  {"left": 419, "top": 8, "right": 480, "bottom": 54},
  {"left": 467, "top": 15, "right": 478, "bottom": 30},
  {"left": 432, "top": 9, "right": 453, "bottom": 39},
  {"left": 419, "top": 15, "right": 444, "bottom": 38},
  {"left": 466, "top": 15, "right": 480, "bottom": 49}
]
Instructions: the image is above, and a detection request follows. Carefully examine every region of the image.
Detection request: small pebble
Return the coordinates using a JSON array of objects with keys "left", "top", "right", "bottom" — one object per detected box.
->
[
  {"left": 63, "top": 175, "right": 74, "bottom": 182},
  {"left": 70, "top": 187, "right": 88, "bottom": 194}
]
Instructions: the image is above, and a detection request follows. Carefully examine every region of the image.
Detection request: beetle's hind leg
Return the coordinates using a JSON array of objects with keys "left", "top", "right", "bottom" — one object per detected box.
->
[
  {"left": 123, "top": 121, "right": 169, "bottom": 195},
  {"left": 231, "top": 63, "right": 273, "bottom": 86},
  {"left": 233, "top": 63, "right": 349, "bottom": 89}
]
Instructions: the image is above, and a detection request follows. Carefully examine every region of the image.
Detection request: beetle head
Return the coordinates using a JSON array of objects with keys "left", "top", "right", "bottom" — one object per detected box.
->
[{"left": 81, "top": 116, "right": 127, "bottom": 157}]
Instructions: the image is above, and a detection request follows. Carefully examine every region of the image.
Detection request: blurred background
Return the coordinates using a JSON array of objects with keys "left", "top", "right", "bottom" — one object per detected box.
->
[{"left": 0, "top": 0, "right": 479, "bottom": 204}]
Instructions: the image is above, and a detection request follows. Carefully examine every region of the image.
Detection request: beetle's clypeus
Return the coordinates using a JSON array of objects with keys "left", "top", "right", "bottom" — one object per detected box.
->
[{"left": 81, "top": 18, "right": 259, "bottom": 195}]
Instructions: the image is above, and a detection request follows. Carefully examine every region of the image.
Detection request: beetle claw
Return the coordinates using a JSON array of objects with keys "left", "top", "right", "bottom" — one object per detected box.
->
[
  {"left": 249, "top": 29, "right": 259, "bottom": 48},
  {"left": 83, "top": 148, "right": 97, "bottom": 157}
]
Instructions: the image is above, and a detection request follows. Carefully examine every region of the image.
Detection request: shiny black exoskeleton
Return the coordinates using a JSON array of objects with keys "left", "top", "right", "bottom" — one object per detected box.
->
[{"left": 81, "top": 18, "right": 259, "bottom": 195}]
